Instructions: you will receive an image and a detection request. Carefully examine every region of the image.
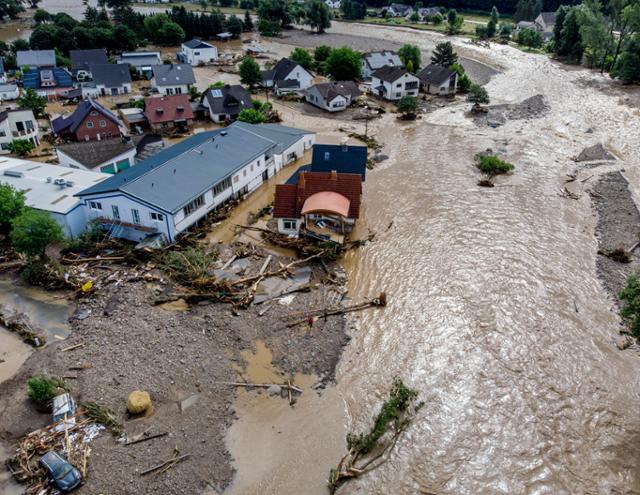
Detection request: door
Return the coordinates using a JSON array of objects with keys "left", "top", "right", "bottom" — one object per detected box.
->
[
  {"left": 262, "top": 169, "right": 269, "bottom": 181},
  {"left": 111, "top": 87, "right": 118, "bottom": 96}
]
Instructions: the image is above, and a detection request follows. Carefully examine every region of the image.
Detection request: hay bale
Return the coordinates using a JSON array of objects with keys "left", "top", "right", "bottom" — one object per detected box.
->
[{"left": 127, "top": 391, "right": 151, "bottom": 415}]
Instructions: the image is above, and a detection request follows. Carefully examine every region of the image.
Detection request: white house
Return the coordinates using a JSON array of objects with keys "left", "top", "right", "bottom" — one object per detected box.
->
[
  {"left": 361, "top": 51, "right": 404, "bottom": 80},
  {"left": 305, "top": 81, "right": 361, "bottom": 112},
  {"left": 0, "top": 84, "right": 19, "bottom": 101},
  {"left": 0, "top": 109, "right": 40, "bottom": 153},
  {"left": 56, "top": 138, "right": 137, "bottom": 174},
  {"left": 91, "top": 64, "right": 132, "bottom": 97},
  {"left": 0, "top": 158, "right": 109, "bottom": 238},
  {"left": 75, "top": 122, "right": 315, "bottom": 243},
  {"left": 261, "top": 58, "right": 314, "bottom": 91},
  {"left": 387, "top": 3, "right": 412, "bottom": 17},
  {"left": 150, "top": 64, "right": 196, "bottom": 96},
  {"left": 117, "top": 52, "right": 162, "bottom": 77},
  {"left": 178, "top": 39, "right": 218, "bottom": 65},
  {"left": 371, "top": 66, "right": 420, "bottom": 101}
]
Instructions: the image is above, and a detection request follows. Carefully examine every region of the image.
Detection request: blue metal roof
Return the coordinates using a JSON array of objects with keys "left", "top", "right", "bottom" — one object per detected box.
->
[
  {"left": 286, "top": 164, "right": 312, "bottom": 185},
  {"left": 311, "top": 144, "right": 367, "bottom": 180},
  {"left": 22, "top": 67, "right": 73, "bottom": 90}
]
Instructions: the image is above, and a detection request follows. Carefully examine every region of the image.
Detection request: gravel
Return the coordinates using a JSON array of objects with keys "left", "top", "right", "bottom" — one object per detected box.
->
[{"left": 0, "top": 253, "right": 348, "bottom": 494}]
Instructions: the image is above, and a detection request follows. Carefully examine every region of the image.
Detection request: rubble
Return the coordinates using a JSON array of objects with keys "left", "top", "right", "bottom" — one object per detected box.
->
[{"left": 575, "top": 143, "right": 617, "bottom": 162}]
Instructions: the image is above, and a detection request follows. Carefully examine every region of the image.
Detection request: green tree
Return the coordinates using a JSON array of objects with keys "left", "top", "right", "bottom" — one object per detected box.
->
[
  {"left": 10, "top": 209, "right": 64, "bottom": 258},
  {"left": 396, "top": 95, "right": 418, "bottom": 118},
  {"left": 341, "top": 0, "right": 366, "bottom": 20},
  {"left": 467, "top": 83, "right": 489, "bottom": 108},
  {"left": 577, "top": 0, "right": 612, "bottom": 68},
  {"left": 158, "top": 22, "right": 185, "bottom": 46},
  {"left": 257, "top": 0, "right": 291, "bottom": 29},
  {"left": 209, "top": 80, "right": 226, "bottom": 88},
  {"left": 486, "top": 6, "right": 499, "bottom": 37},
  {"left": 290, "top": 47, "right": 314, "bottom": 70},
  {"left": 609, "top": 1, "right": 640, "bottom": 70},
  {"left": 398, "top": 44, "right": 421, "bottom": 73},
  {"left": 446, "top": 9, "right": 463, "bottom": 34},
  {"left": 305, "top": 0, "right": 331, "bottom": 33},
  {"left": 0, "top": 0, "right": 24, "bottom": 19},
  {"left": 17, "top": 89, "right": 46, "bottom": 118},
  {"left": 475, "top": 154, "right": 514, "bottom": 176},
  {"left": 243, "top": 9, "right": 254, "bottom": 31},
  {"left": 431, "top": 41, "right": 458, "bottom": 67},
  {"left": 612, "top": 37, "right": 640, "bottom": 83},
  {"left": 33, "top": 8, "right": 51, "bottom": 24},
  {"left": 258, "top": 18, "right": 281, "bottom": 36},
  {"left": 499, "top": 23, "right": 513, "bottom": 41},
  {"left": 314, "top": 44, "right": 332, "bottom": 63},
  {"left": 7, "top": 139, "right": 35, "bottom": 157},
  {"left": 238, "top": 108, "right": 266, "bottom": 123},
  {"left": 450, "top": 62, "right": 471, "bottom": 91},
  {"left": 325, "top": 46, "right": 361, "bottom": 80},
  {"left": 517, "top": 27, "right": 543, "bottom": 47},
  {"left": 409, "top": 12, "right": 420, "bottom": 22},
  {"left": 0, "top": 184, "right": 25, "bottom": 234},
  {"left": 620, "top": 272, "right": 640, "bottom": 338},
  {"left": 557, "top": 7, "right": 583, "bottom": 63},
  {"left": 239, "top": 56, "right": 262, "bottom": 87},
  {"left": 226, "top": 14, "right": 244, "bottom": 37}
]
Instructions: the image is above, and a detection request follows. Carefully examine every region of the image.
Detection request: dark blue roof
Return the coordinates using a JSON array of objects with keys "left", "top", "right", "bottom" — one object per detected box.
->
[
  {"left": 311, "top": 144, "right": 367, "bottom": 180},
  {"left": 22, "top": 67, "right": 73, "bottom": 91},
  {"left": 76, "top": 130, "right": 221, "bottom": 198},
  {"left": 286, "top": 164, "right": 311, "bottom": 185}
]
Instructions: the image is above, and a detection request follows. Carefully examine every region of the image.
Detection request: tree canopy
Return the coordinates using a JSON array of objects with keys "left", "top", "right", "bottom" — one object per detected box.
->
[
  {"left": 290, "top": 47, "right": 315, "bottom": 70},
  {"left": 239, "top": 57, "right": 262, "bottom": 87},
  {"left": 305, "top": 0, "right": 331, "bottom": 33},
  {"left": 431, "top": 42, "right": 458, "bottom": 67},
  {"left": 398, "top": 44, "right": 421, "bottom": 73},
  {"left": 325, "top": 46, "right": 361, "bottom": 81},
  {"left": 0, "top": 184, "right": 25, "bottom": 234},
  {"left": 10, "top": 209, "right": 64, "bottom": 258},
  {"left": 17, "top": 89, "right": 46, "bottom": 118}
]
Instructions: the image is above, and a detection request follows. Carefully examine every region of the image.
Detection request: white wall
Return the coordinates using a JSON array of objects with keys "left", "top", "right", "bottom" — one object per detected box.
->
[
  {"left": 96, "top": 83, "right": 132, "bottom": 96},
  {"left": 277, "top": 218, "right": 301, "bottom": 235},
  {"left": 372, "top": 73, "right": 420, "bottom": 101},
  {"left": 57, "top": 147, "right": 136, "bottom": 173},
  {"left": 151, "top": 79, "right": 191, "bottom": 96},
  {"left": 0, "top": 87, "right": 19, "bottom": 101},
  {"left": 0, "top": 109, "right": 39, "bottom": 153},
  {"left": 182, "top": 45, "right": 218, "bottom": 65}
]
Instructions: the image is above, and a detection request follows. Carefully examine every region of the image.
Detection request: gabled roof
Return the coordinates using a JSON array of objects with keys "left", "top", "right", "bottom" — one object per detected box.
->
[
  {"left": 0, "top": 83, "right": 18, "bottom": 92},
  {"left": 17, "top": 50, "right": 56, "bottom": 68},
  {"left": 232, "top": 121, "right": 314, "bottom": 153},
  {"left": 51, "top": 99, "right": 122, "bottom": 135},
  {"left": 389, "top": 3, "right": 411, "bottom": 13},
  {"left": 275, "top": 79, "right": 300, "bottom": 89},
  {"left": 417, "top": 7, "right": 440, "bottom": 17},
  {"left": 371, "top": 66, "right": 413, "bottom": 83},
  {"left": 262, "top": 58, "right": 309, "bottom": 82},
  {"left": 144, "top": 94, "right": 194, "bottom": 124},
  {"left": 274, "top": 171, "right": 362, "bottom": 219},
  {"left": 90, "top": 64, "right": 132, "bottom": 87},
  {"left": 362, "top": 51, "right": 403, "bottom": 71},
  {"left": 309, "top": 81, "right": 361, "bottom": 101},
  {"left": 56, "top": 138, "right": 135, "bottom": 169},
  {"left": 183, "top": 39, "right": 215, "bottom": 50},
  {"left": 538, "top": 12, "right": 556, "bottom": 24},
  {"left": 311, "top": 144, "right": 367, "bottom": 180},
  {"left": 22, "top": 67, "right": 73, "bottom": 90},
  {"left": 417, "top": 64, "right": 456, "bottom": 86},
  {"left": 69, "top": 49, "right": 108, "bottom": 72},
  {"left": 152, "top": 64, "right": 196, "bottom": 86},
  {"left": 202, "top": 85, "right": 252, "bottom": 116},
  {"left": 77, "top": 123, "right": 300, "bottom": 212}
]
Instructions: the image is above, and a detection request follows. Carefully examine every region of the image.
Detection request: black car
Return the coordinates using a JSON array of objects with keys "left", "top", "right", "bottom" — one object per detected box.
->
[{"left": 39, "top": 451, "right": 82, "bottom": 492}]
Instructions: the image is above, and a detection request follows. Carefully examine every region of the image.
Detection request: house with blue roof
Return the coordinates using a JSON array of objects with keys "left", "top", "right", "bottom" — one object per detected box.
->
[
  {"left": 22, "top": 67, "right": 74, "bottom": 99},
  {"left": 286, "top": 143, "right": 368, "bottom": 185},
  {"left": 75, "top": 121, "right": 315, "bottom": 243}
]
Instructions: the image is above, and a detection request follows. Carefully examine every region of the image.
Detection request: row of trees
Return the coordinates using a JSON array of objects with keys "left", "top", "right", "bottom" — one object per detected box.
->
[
  {"left": 256, "top": 0, "right": 331, "bottom": 35},
  {"left": 551, "top": 0, "right": 640, "bottom": 83}
]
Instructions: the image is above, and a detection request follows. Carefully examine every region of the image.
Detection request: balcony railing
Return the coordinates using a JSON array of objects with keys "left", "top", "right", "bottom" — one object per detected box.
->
[{"left": 12, "top": 129, "right": 36, "bottom": 138}]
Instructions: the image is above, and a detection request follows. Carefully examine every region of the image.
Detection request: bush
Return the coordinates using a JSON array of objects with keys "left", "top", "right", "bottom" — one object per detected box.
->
[
  {"left": 27, "top": 374, "right": 67, "bottom": 408},
  {"left": 467, "top": 83, "right": 489, "bottom": 106},
  {"left": 10, "top": 208, "right": 64, "bottom": 258},
  {"left": 517, "top": 27, "right": 543, "bottom": 48},
  {"left": 396, "top": 95, "right": 418, "bottom": 118},
  {"left": 475, "top": 154, "right": 514, "bottom": 176},
  {"left": 620, "top": 273, "right": 640, "bottom": 338},
  {"left": 158, "top": 246, "right": 218, "bottom": 284},
  {"left": 0, "top": 183, "right": 25, "bottom": 234},
  {"left": 238, "top": 108, "right": 266, "bottom": 124}
]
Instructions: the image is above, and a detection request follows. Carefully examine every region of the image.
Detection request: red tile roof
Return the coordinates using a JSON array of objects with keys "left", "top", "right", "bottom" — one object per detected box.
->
[
  {"left": 144, "top": 94, "right": 194, "bottom": 125},
  {"left": 273, "top": 171, "right": 362, "bottom": 219}
]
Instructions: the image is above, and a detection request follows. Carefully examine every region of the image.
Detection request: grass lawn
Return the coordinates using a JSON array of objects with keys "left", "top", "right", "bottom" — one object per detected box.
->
[{"left": 356, "top": 17, "right": 478, "bottom": 36}]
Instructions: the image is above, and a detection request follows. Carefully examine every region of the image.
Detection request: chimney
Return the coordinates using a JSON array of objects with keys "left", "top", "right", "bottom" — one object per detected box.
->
[
  {"left": 297, "top": 172, "right": 306, "bottom": 206},
  {"left": 341, "top": 137, "right": 348, "bottom": 151},
  {"left": 330, "top": 170, "right": 337, "bottom": 180}
]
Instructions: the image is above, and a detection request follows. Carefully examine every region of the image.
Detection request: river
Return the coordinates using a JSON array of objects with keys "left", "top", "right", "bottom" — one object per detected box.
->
[{"left": 3, "top": 4, "right": 640, "bottom": 492}]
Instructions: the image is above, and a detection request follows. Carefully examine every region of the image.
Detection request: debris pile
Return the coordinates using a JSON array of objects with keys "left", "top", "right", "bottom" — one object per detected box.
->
[{"left": 575, "top": 143, "right": 616, "bottom": 162}]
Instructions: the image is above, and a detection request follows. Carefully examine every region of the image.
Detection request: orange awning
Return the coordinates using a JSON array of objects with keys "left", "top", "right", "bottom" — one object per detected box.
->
[{"left": 301, "top": 191, "right": 350, "bottom": 217}]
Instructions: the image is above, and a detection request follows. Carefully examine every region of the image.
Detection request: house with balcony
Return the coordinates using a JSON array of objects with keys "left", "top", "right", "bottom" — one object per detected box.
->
[
  {"left": 150, "top": 63, "right": 196, "bottom": 96},
  {"left": 74, "top": 122, "right": 315, "bottom": 243},
  {"left": 178, "top": 39, "right": 218, "bottom": 65},
  {"left": 69, "top": 49, "right": 108, "bottom": 81},
  {"left": 273, "top": 170, "right": 362, "bottom": 243},
  {"left": 0, "top": 109, "right": 40, "bottom": 152},
  {"left": 371, "top": 66, "right": 420, "bottom": 101},
  {"left": 361, "top": 51, "right": 403, "bottom": 80},
  {"left": 0, "top": 157, "right": 109, "bottom": 237},
  {"left": 51, "top": 99, "right": 125, "bottom": 142}
]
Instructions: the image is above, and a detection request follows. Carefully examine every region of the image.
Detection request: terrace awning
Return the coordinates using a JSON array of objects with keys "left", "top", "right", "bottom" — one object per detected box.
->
[{"left": 301, "top": 191, "right": 350, "bottom": 218}]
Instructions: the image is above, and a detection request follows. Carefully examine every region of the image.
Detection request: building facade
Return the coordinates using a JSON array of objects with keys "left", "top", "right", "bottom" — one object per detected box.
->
[{"left": 0, "top": 109, "right": 40, "bottom": 153}]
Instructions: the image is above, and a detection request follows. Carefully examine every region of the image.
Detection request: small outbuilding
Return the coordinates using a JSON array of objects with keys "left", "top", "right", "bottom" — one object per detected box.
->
[{"left": 417, "top": 64, "right": 458, "bottom": 95}]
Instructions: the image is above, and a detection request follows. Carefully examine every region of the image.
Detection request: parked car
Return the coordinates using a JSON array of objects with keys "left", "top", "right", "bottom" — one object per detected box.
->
[{"left": 39, "top": 451, "right": 82, "bottom": 492}]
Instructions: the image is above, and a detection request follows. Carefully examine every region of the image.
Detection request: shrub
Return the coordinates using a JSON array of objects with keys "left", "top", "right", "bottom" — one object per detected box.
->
[
  {"left": 238, "top": 108, "right": 266, "bottom": 124},
  {"left": 396, "top": 95, "right": 418, "bottom": 118},
  {"left": 517, "top": 27, "right": 543, "bottom": 48},
  {"left": 620, "top": 273, "right": 640, "bottom": 338},
  {"left": 467, "top": 83, "right": 489, "bottom": 106},
  {"left": 158, "top": 246, "right": 218, "bottom": 284},
  {"left": 27, "top": 374, "right": 67, "bottom": 408},
  {"left": 475, "top": 154, "right": 514, "bottom": 176},
  {"left": 0, "top": 183, "right": 25, "bottom": 234},
  {"left": 10, "top": 208, "right": 64, "bottom": 258}
]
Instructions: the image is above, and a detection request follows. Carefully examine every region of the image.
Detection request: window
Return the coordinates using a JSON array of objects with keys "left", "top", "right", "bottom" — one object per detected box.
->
[
  {"left": 233, "top": 175, "right": 239, "bottom": 183},
  {"left": 0, "top": 143, "right": 8, "bottom": 150},
  {"left": 212, "top": 177, "right": 232, "bottom": 196},
  {"left": 100, "top": 164, "right": 116, "bottom": 174},
  {"left": 175, "top": 87, "right": 182, "bottom": 95},
  {"left": 25, "top": 120, "right": 34, "bottom": 131},
  {"left": 112, "top": 205, "right": 120, "bottom": 220},
  {"left": 243, "top": 170, "right": 247, "bottom": 177},
  {"left": 183, "top": 195, "right": 204, "bottom": 216},
  {"left": 131, "top": 208, "right": 140, "bottom": 224},
  {"left": 283, "top": 220, "right": 297, "bottom": 230},
  {"left": 396, "top": 83, "right": 402, "bottom": 88},
  {"left": 89, "top": 201, "right": 102, "bottom": 210},
  {"left": 194, "top": 51, "right": 200, "bottom": 55},
  {"left": 90, "top": 111, "right": 98, "bottom": 116},
  {"left": 150, "top": 212, "right": 164, "bottom": 221},
  {"left": 86, "top": 121, "right": 94, "bottom": 128},
  {"left": 99, "top": 120, "right": 107, "bottom": 128},
  {"left": 250, "top": 164, "right": 254, "bottom": 172},
  {"left": 0, "top": 130, "right": 5, "bottom": 137},
  {"left": 395, "top": 93, "right": 401, "bottom": 98}
]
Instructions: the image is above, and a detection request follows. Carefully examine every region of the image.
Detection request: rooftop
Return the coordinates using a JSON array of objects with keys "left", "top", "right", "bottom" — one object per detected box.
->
[
  {"left": 51, "top": 99, "right": 122, "bottom": 135},
  {"left": 77, "top": 122, "right": 313, "bottom": 213},
  {"left": 0, "top": 157, "right": 108, "bottom": 214},
  {"left": 17, "top": 50, "right": 56, "bottom": 68},
  {"left": 417, "top": 64, "right": 456, "bottom": 86},
  {"left": 311, "top": 144, "right": 367, "bottom": 180},
  {"left": 371, "top": 66, "right": 413, "bottom": 83},
  {"left": 152, "top": 63, "right": 196, "bottom": 86},
  {"left": 69, "top": 49, "right": 108, "bottom": 72},
  {"left": 262, "top": 58, "right": 309, "bottom": 82},
  {"left": 56, "top": 138, "right": 136, "bottom": 169},
  {"left": 310, "top": 81, "right": 361, "bottom": 101},
  {"left": 363, "top": 50, "right": 403, "bottom": 71},
  {"left": 202, "top": 85, "right": 252, "bottom": 116},
  {"left": 118, "top": 52, "right": 162, "bottom": 68},
  {"left": 90, "top": 64, "right": 132, "bottom": 87},
  {"left": 144, "top": 94, "right": 195, "bottom": 124},
  {"left": 183, "top": 39, "right": 215, "bottom": 50}
]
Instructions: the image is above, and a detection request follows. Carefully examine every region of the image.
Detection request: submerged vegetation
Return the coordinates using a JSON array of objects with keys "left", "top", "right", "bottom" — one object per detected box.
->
[
  {"left": 329, "top": 379, "right": 423, "bottom": 494},
  {"left": 620, "top": 273, "right": 640, "bottom": 338},
  {"left": 475, "top": 153, "right": 515, "bottom": 176}
]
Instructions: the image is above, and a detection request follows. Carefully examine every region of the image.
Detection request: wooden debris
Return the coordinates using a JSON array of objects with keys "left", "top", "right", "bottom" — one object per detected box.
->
[
  {"left": 140, "top": 453, "right": 191, "bottom": 476},
  {"left": 125, "top": 431, "right": 168, "bottom": 446},
  {"left": 284, "top": 293, "right": 387, "bottom": 328},
  {"left": 60, "top": 341, "right": 85, "bottom": 352},
  {"left": 559, "top": 186, "right": 580, "bottom": 200},
  {"left": 216, "top": 381, "right": 303, "bottom": 394}
]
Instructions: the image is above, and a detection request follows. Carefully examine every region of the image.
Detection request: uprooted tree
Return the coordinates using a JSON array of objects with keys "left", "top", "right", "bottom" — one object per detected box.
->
[
  {"left": 475, "top": 152, "right": 514, "bottom": 186},
  {"left": 328, "top": 379, "right": 423, "bottom": 494}
]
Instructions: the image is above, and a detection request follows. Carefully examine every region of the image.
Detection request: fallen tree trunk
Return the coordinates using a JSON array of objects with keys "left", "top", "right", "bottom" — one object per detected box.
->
[{"left": 284, "top": 293, "right": 387, "bottom": 327}]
